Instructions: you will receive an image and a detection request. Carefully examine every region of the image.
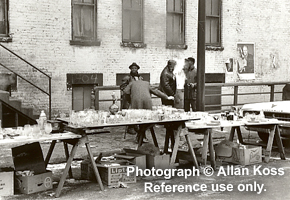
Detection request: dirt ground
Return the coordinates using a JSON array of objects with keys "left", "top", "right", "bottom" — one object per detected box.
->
[{"left": 1, "top": 126, "right": 290, "bottom": 200}]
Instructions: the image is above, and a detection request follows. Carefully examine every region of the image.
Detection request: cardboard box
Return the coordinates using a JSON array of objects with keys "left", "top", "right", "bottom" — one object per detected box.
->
[
  {"left": 215, "top": 140, "right": 262, "bottom": 166},
  {"left": 81, "top": 160, "right": 136, "bottom": 187},
  {"left": 120, "top": 149, "right": 147, "bottom": 170},
  {"left": 12, "top": 142, "right": 53, "bottom": 194},
  {"left": 123, "top": 148, "right": 170, "bottom": 169},
  {"left": 97, "top": 162, "right": 136, "bottom": 187},
  {"left": 0, "top": 169, "right": 14, "bottom": 196},
  {"left": 15, "top": 171, "right": 53, "bottom": 194},
  {"left": 146, "top": 154, "right": 170, "bottom": 169}
]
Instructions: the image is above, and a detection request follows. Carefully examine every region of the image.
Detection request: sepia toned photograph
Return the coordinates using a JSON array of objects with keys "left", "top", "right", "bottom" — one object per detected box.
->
[{"left": 0, "top": 0, "right": 290, "bottom": 200}]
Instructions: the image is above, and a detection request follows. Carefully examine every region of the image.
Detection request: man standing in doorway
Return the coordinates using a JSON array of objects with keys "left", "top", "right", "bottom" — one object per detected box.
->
[
  {"left": 184, "top": 57, "right": 197, "bottom": 112},
  {"left": 120, "top": 62, "right": 143, "bottom": 135}
]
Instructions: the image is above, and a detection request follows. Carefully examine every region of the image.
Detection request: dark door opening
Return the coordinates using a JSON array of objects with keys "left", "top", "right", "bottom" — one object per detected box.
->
[{"left": 72, "top": 85, "right": 93, "bottom": 111}]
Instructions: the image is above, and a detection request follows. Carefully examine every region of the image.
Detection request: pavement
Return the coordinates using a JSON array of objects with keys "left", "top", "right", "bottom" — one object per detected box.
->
[{"left": 1, "top": 126, "right": 290, "bottom": 200}]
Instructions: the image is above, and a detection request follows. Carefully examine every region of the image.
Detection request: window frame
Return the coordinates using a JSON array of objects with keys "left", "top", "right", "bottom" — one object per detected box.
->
[
  {"left": 70, "top": 0, "right": 100, "bottom": 46},
  {"left": 166, "top": 0, "right": 186, "bottom": 49},
  {"left": 205, "top": 0, "right": 222, "bottom": 48},
  {"left": 121, "top": 0, "right": 146, "bottom": 48},
  {"left": 0, "top": 0, "right": 11, "bottom": 42}
]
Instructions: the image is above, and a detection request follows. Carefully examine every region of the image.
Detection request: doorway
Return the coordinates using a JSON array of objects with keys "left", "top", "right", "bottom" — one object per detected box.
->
[{"left": 72, "top": 85, "right": 93, "bottom": 111}]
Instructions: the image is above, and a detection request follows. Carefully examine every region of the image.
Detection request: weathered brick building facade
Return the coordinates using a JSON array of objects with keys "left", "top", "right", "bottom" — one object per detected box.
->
[{"left": 0, "top": 0, "right": 289, "bottom": 114}]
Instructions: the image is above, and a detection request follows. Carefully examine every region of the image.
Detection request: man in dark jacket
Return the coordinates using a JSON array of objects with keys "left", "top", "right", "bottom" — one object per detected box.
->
[
  {"left": 159, "top": 60, "right": 177, "bottom": 107},
  {"left": 184, "top": 57, "right": 197, "bottom": 112},
  {"left": 120, "top": 62, "right": 143, "bottom": 109},
  {"left": 120, "top": 62, "right": 143, "bottom": 135}
]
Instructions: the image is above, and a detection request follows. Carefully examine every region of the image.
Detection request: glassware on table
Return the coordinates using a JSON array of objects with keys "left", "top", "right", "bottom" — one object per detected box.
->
[
  {"left": 44, "top": 123, "right": 53, "bottom": 135},
  {"left": 16, "top": 126, "right": 24, "bottom": 136},
  {"left": 32, "top": 124, "right": 41, "bottom": 138},
  {"left": 23, "top": 124, "right": 32, "bottom": 137}
]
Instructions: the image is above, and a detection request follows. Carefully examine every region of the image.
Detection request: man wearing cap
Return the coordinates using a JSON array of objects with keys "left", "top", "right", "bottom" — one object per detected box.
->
[
  {"left": 120, "top": 62, "right": 143, "bottom": 135},
  {"left": 184, "top": 57, "right": 197, "bottom": 112},
  {"left": 159, "top": 60, "right": 177, "bottom": 107}
]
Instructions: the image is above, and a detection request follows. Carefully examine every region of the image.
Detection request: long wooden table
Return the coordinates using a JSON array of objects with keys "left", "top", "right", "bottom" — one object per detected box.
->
[
  {"left": 0, "top": 132, "right": 104, "bottom": 198},
  {"left": 187, "top": 119, "right": 289, "bottom": 166},
  {"left": 58, "top": 118, "right": 200, "bottom": 168}
]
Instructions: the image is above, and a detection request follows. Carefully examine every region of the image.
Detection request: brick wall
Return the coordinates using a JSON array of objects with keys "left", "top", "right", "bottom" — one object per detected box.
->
[{"left": 0, "top": 0, "right": 289, "bottom": 114}]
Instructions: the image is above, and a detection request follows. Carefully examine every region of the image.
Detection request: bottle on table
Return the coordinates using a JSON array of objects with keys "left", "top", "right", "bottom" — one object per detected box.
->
[{"left": 39, "top": 110, "right": 47, "bottom": 131}]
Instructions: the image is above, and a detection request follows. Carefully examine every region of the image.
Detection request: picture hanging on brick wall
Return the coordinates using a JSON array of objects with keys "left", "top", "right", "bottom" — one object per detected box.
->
[{"left": 237, "top": 43, "right": 255, "bottom": 80}]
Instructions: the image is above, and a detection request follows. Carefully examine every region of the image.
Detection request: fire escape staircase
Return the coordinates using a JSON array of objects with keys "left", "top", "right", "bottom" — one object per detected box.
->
[{"left": 0, "top": 44, "right": 51, "bottom": 128}]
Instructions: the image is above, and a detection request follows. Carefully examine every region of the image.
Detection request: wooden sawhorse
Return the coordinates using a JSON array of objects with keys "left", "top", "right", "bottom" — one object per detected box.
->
[{"left": 229, "top": 124, "right": 285, "bottom": 163}]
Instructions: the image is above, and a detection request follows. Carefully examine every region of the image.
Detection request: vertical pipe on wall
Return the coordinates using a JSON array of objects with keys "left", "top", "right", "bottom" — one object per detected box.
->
[{"left": 197, "top": 0, "right": 206, "bottom": 111}]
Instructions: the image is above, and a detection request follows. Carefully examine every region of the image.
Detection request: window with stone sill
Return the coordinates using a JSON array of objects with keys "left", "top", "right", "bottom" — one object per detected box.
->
[
  {"left": 166, "top": 0, "right": 186, "bottom": 49},
  {"left": 0, "top": 0, "right": 11, "bottom": 42},
  {"left": 205, "top": 0, "right": 222, "bottom": 48},
  {"left": 122, "top": 0, "right": 145, "bottom": 48},
  {"left": 70, "top": 0, "right": 100, "bottom": 46}
]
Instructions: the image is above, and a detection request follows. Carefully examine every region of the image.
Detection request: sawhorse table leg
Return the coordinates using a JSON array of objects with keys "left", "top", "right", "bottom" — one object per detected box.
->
[
  {"left": 137, "top": 124, "right": 156, "bottom": 147},
  {"left": 164, "top": 125, "right": 175, "bottom": 153},
  {"left": 44, "top": 140, "right": 74, "bottom": 179},
  {"left": 230, "top": 124, "right": 285, "bottom": 163},
  {"left": 55, "top": 135, "right": 104, "bottom": 198},
  {"left": 169, "top": 124, "right": 199, "bottom": 168},
  {"left": 63, "top": 142, "right": 73, "bottom": 178},
  {"left": 44, "top": 140, "right": 56, "bottom": 168},
  {"left": 184, "top": 133, "right": 199, "bottom": 169},
  {"left": 264, "top": 125, "right": 285, "bottom": 163},
  {"left": 170, "top": 125, "right": 182, "bottom": 166},
  {"left": 274, "top": 125, "right": 286, "bottom": 160},
  {"left": 229, "top": 126, "right": 244, "bottom": 144},
  {"left": 201, "top": 129, "right": 216, "bottom": 170}
]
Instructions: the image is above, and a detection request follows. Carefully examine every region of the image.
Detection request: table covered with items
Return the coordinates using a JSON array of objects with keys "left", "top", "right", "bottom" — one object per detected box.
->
[
  {"left": 186, "top": 111, "right": 290, "bottom": 167},
  {"left": 1, "top": 106, "right": 290, "bottom": 198}
]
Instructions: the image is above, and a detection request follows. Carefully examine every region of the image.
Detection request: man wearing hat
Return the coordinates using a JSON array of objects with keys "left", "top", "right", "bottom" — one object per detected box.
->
[
  {"left": 184, "top": 57, "right": 197, "bottom": 112},
  {"left": 120, "top": 62, "right": 143, "bottom": 135},
  {"left": 120, "top": 62, "right": 143, "bottom": 109}
]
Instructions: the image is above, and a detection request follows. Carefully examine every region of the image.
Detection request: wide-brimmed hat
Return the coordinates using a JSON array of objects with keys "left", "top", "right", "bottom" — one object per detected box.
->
[{"left": 129, "top": 62, "right": 140, "bottom": 69}]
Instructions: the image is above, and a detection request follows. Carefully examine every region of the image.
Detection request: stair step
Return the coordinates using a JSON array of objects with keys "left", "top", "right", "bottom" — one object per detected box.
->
[
  {"left": 0, "top": 90, "right": 10, "bottom": 103},
  {"left": 21, "top": 106, "right": 33, "bottom": 118},
  {"left": 8, "top": 99, "right": 22, "bottom": 110}
]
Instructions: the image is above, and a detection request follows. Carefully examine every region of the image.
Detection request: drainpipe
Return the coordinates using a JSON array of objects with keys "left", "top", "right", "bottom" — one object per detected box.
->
[{"left": 197, "top": 0, "right": 206, "bottom": 111}]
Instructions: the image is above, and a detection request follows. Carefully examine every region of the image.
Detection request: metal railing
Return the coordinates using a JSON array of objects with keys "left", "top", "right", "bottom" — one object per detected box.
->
[
  {"left": 93, "top": 81, "right": 289, "bottom": 112},
  {"left": 0, "top": 44, "right": 52, "bottom": 119},
  {"left": 204, "top": 81, "right": 289, "bottom": 112}
]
